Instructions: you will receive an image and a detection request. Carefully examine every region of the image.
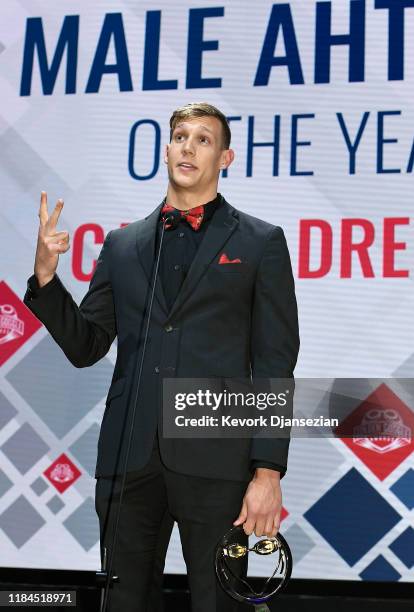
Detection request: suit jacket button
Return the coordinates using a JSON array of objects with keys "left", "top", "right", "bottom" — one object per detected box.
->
[{"left": 165, "top": 324, "right": 173, "bottom": 332}]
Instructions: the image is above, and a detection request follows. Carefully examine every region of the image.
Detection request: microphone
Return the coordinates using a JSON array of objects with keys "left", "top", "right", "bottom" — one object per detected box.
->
[
  {"left": 99, "top": 203, "right": 180, "bottom": 612},
  {"left": 162, "top": 208, "right": 182, "bottom": 230}
]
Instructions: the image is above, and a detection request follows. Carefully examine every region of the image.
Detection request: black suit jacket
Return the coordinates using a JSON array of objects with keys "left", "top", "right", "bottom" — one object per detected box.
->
[{"left": 24, "top": 196, "right": 300, "bottom": 481}]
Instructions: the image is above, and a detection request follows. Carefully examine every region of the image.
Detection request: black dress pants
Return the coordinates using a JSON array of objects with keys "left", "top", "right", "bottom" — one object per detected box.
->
[{"left": 95, "top": 432, "right": 250, "bottom": 612}]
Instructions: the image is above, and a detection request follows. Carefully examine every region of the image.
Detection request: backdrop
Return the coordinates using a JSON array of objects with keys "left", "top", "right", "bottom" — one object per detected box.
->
[{"left": 0, "top": 0, "right": 413, "bottom": 581}]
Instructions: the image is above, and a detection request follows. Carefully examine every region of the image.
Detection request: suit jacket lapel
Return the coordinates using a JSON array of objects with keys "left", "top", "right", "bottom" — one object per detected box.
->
[
  {"left": 135, "top": 196, "right": 239, "bottom": 319},
  {"left": 135, "top": 200, "right": 169, "bottom": 314},
  {"left": 167, "top": 197, "right": 239, "bottom": 320}
]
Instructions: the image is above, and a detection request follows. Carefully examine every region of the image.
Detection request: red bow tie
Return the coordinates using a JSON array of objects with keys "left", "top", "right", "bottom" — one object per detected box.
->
[{"left": 161, "top": 203, "right": 205, "bottom": 231}]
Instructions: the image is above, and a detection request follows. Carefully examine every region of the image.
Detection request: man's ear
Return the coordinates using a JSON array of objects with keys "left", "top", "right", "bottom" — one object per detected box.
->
[
  {"left": 164, "top": 144, "right": 169, "bottom": 164},
  {"left": 220, "top": 148, "right": 235, "bottom": 170}
]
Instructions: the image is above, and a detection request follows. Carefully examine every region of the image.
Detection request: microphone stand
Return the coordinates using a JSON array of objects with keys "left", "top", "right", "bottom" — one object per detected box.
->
[{"left": 97, "top": 209, "right": 181, "bottom": 612}]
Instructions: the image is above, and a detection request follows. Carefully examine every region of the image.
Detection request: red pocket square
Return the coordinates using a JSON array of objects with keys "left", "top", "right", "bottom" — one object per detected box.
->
[{"left": 218, "top": 253, "right": 242, "bottom": 264}]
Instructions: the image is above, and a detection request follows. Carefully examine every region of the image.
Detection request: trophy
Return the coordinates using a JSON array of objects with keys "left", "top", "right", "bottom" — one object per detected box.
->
[{"left": 215, "top": 525, "right": 292, "bottom": 611}]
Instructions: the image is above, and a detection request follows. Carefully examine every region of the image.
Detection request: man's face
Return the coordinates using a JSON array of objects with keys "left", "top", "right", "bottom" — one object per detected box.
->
[{"left": 164, "top": 116, "right": 234, "bottom": 194}]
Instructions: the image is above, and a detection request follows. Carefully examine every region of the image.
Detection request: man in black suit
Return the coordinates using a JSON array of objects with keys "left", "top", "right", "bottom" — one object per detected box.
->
[{"left": 24, "top": 103, "right": 299, "bottom": 611}]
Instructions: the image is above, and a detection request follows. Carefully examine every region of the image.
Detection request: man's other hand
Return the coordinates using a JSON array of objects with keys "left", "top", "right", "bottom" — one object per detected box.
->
[
  {"left": 34, "top": 191, "right": 69, "bottom": 287},
  {"left": 233, "top": 468, "right": 282, "bottom": 537}
]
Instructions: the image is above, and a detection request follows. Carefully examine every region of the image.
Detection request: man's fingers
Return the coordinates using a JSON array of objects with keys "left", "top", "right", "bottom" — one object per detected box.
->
[
  {"left": 38, "top": 191, "right": 49, "bottom": 226},
  {"left": 46, "top": 231, "right": 69, "bottom": 244},
  {"left": 48, "top": 235, "right": 70, "bottom": 254},
  {"left": 233, "top": 500, "right": 248, "bottom": 527},
  {"left": 253, "top": 517, "right": 266, "bottom": 537},
  {"left": 48, "top": 241, "right": 70, "bottom": 254},
  {"left": 47, "top": 198, "right": 64, "bottom": 230},
  {"left": 244, "top": 515, "right": 279, "bottom": 537},
  {"left": 243, "top": 521, "right": 254, "bottom": 536},
  {"left": 43, "top": 231, "right": 70, "bottom": 255},
  {"left": 234, "top": 500, "right": 255, "bottom": 536},
  {"left": 271, "top": 514, "right": 280, "bottom": 537},
  {"left": 264, "top": 517, "right": 276, "bottom": 537}
]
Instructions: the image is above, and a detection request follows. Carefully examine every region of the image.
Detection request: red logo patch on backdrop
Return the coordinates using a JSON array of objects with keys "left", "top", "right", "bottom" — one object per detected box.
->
[
  {"left": 0, "top": 281, "right": 42, "bottom": 367},
  {"left": 336, "top": 383, "right": 414, "bottom": 481},
  {"left": 44, "top": 453, "right": 82, "bottom": 493}
]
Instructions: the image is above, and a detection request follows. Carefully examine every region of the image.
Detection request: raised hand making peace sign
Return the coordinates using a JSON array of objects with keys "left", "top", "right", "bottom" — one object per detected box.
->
[{"left": 34, "top": 191, "right": 70, "bottom": 287}]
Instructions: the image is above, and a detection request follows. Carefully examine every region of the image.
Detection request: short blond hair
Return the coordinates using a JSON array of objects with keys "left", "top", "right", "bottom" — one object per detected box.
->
[{"left": 169, "top": 102, "right": 231, "bottom": 150}]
